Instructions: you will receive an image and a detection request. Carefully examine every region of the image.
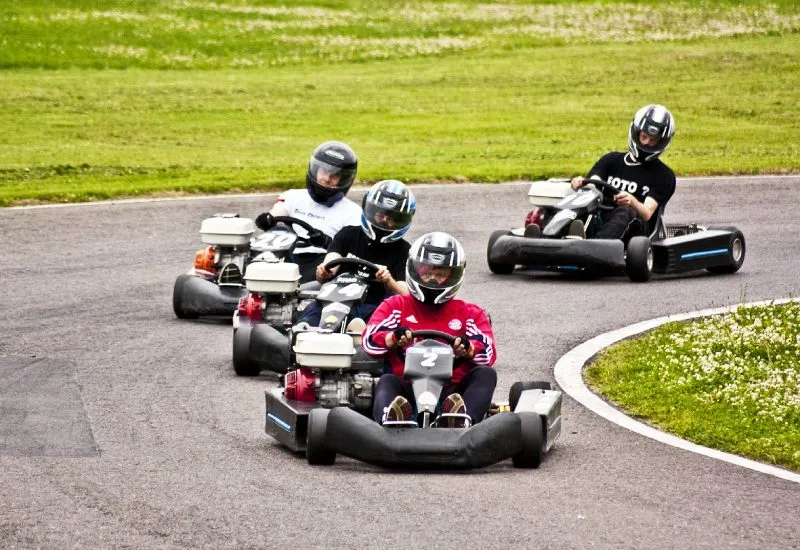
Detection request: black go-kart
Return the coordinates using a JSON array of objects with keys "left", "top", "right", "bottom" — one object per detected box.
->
[
  {"left": 487, "top": 178, "right": 746, "bottom": 282},
  {"left": 233, "top": 257, "right": 382, "bottom": 376},
  {"left": 172, "top": 214, "right": 327, "bottom": 319},
  {"left": 266, "top": 329, "right": 563, "bottom": 470}
]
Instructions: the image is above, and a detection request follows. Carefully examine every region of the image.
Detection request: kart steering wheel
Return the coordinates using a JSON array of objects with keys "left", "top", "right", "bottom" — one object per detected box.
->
[
  {"left": 581, "top": 178, "right": 620, "bottom": 206},
  {"left": 324, "top": 257, "right": 381, "bottom": 279},
  {"left": 407, "top": 330, "right": 458, "bottom": 346},
  {"left": 270, "top": 216, "right": 328, "bottom": 244}
]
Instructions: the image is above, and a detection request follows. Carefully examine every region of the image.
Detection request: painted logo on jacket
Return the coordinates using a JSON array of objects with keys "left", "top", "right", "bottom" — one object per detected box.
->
[{"left": 448, "top": 319, "right": 462, "bottom": 330}]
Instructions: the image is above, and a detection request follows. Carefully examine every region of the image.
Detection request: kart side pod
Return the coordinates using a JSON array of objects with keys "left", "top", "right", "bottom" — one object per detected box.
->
[
  {"left": 199, "top": 216, "right": 255, "bottom": 246},
  {"left": 244, "top": 261, "right": 301, "bottom": 294}
]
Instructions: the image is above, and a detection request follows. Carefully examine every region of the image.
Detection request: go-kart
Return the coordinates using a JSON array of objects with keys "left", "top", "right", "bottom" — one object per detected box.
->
[
  {"left": 172, "top": 214, "right": 328, "bottom": 319},
  {"left": 266, "top": 329, "right": 563, "bottom": 470},
  {"left": 487, "top": 178, "right": 746, "bottom": 282},
  {"left": 233, "top": 257, "right": 382, "bottom": 376}
]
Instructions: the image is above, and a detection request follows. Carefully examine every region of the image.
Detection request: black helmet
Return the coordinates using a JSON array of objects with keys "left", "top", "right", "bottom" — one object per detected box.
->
[
  {"left": 306, "top": 141, "right": 358, "bottom": 204},
  {"left": 628, "top": 104, "right": 675, "bottom": 162},
  {"left": 360, "top": 180, "right": 416, "bottom": 243},
  {"left": 406, "top": 232, "right": 466, "bottom": 305}
]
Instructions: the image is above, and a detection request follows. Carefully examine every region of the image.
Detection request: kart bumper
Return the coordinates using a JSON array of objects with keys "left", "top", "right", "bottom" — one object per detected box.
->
[
  {"left": 324, "top": 407, "right": 522, "bottom": 469},
  {"left": 490, "top": 235, "right": 625, "bottom": 271},
  {"left": 175, "top": 274, "right": 245, "bottom": 317},
  {"left": 249, "top": 325, "right": 291, "bottom": 374}
]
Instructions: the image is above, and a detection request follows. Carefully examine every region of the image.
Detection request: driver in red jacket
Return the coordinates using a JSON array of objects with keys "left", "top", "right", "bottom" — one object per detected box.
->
[{"left": 362, "top": 232, "right": 497, "bottom": 427}]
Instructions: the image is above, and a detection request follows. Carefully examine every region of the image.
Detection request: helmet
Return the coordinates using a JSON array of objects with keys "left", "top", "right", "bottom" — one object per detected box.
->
[
  {"left": 628, "top": 104, "right": 675, "bottom": 162},
  {"left": 360, "top": 180, "right": 416, "bottom": 243},
  {"left": 306, "top": 141, "right": 358, "bottom": 204},
  {"left": 406, "top": 232, "right": 466, "bottom": 305}
]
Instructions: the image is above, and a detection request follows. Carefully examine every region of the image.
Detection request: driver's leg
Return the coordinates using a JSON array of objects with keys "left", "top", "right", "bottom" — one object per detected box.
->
[
  {"left": 442, "top": 367, "right": 497, "bottom": 423},
  {"left": 295, "top": 301, "right": 322, "bottom": 327},
  {"left": 372, "top": 374, "right": 414, "bottom": 423},
  {"left": 592, "top": 206, "right": 637, "bottom": 240}
]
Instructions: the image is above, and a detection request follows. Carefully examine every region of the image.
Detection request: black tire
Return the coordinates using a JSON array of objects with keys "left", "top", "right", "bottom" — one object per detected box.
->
[
  {"left": 512, "top": 412, "right": 544, "bottom": 469},
  {"left": 306, "top": 408, "right": 335, "bottom": 465},
  {"left": 172, "top": 274, "right": 198, "bottom": 319},
  {"left": 625, "top": 236, "right": 653, "bottom": 283},
  {"left": 706, "top": 226, "right": 746, "bottom": 274},
  {"left": 487, "top": 229, "right": 515, "bottom": 275},
  {"left": 232, "top": 327, "right": 261, "bottom": 377},
  {"left": 509, "top": 381, "right": 552, "bottom": 412}
]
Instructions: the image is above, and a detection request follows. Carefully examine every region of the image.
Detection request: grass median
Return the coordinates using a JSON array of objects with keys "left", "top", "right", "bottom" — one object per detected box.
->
[
  {"left": 1, "top": 0, "right": 799, "bottom": 205},
  {"left": 585, "top": 302, "right": 800, "bottom": 472}
]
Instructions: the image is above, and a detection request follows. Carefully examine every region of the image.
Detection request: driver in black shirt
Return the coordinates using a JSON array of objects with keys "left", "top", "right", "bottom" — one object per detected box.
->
[
  {"left": 570, "top": 104, "right": 676, "bottom": 241},
  {"left": 296, "top": 180, "right": 416, "bottom": 327}
]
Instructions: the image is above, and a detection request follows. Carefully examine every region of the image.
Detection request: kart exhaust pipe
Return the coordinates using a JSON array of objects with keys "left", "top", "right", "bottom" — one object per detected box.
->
[{"left": 324, "top": 407, "right": 522, "bottom": 469}]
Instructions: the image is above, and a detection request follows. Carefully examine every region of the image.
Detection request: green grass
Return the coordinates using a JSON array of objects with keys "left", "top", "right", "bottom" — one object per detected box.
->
[
  {"left": 585, "top": 302, "right": 800, "bottom": 472},
  {"left": 1, "top": 0, "right": 799, "bottom": 204}
]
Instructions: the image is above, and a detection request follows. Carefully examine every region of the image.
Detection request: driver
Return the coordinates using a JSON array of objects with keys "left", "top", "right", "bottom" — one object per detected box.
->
[
  {"left": 362, "top": 232, "right": 497, "bottom": 428},
  {"left": 560, "top": 104, "right": 676, "bottom": 241},
  {"left": 254, "top": 141, "right": 362, "bottom": 282},
  {"left": 295, "top": 180, "right": 416, "bottom": 327}
]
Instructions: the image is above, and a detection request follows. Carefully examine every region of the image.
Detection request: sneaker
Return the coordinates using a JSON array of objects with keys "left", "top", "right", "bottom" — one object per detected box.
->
[
  {"left": 523, "top": 224, "right": 542, "bottom": 238},
  {"left": 566, "top": 219, "right": 586, "bottom": 239},
  {"left": 345, "top": 317, "right": 366, "bottom": 334},
  {"left": 441, "top": 393, "right": 470, "bottom": 428},
  {"left": 384, "top": 396, "right": 413, "bottom": 424}
]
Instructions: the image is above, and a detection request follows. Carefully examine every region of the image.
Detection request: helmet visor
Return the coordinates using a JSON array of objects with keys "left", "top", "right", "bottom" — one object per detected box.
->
[
  {"left": 636, "top": 128, "right": 664, "bottom": 153},
  {"left": 363, "top": 201, "right": 413, "bottom": 231},
  {"left": 409, "top": 260, "right": 463, "bottom": 289},
  {"left": 309, "top": 158, "right": 355, "bottom": 189}
]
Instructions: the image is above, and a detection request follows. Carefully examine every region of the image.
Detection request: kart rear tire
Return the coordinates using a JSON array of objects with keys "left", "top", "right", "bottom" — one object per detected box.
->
[
  {"left": 232, "top": 327, "right": 261, "bottom": 377},
  {"left": 306, "top": 408, "right": 336, "bottom": 466},
  {"left": 487, "top": 230, "right": 515, "bottom": 275},
  {"left": 706, "top": 226, "right": 746, "bottom": 274},
  {"left": 512, "top": 412, "right": 543, "bottom": 469},
  {"left": 625, "top": 236, "right": 653, "bottom": 283},
  {"left": 509, "top": 381, "right": 552, "bottom": 412},
  {"left": 172, "top": 274, "right": 198, "bottom": 319}
]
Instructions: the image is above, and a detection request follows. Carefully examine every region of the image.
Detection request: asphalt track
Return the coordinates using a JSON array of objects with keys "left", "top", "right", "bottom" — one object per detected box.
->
[{"left": 1, "top": 177, "right": 799, "bottom": 549}]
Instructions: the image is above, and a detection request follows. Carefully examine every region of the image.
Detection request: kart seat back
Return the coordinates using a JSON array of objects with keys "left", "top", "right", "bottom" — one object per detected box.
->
[{"left": 647, "top": 206, "right": 666, "bottom": 239}]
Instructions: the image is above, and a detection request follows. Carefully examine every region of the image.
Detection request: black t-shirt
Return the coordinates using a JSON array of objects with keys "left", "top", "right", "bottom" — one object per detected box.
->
[
  {"left": 327, "top": 225, "right": 411, "bottom": 304},
  {"left": 588, "top": 152, "right": 676, "bottom": 208}
]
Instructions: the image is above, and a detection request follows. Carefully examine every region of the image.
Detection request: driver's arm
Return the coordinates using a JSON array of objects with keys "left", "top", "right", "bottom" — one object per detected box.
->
[
  {"left": 617, "top": 194, "right": 659, "bottom": 221},
  {"left": 374, "top": 266, "right": 409, "bottom": 296},
  {"left": 571, "top": 173, "right": 602, "bottom": 190},
  {"left": 268, "top": 200, "right": 289, "bottom": 217},
  {"left": 315, "top": 252, "right": 342, "bottom": 283}
]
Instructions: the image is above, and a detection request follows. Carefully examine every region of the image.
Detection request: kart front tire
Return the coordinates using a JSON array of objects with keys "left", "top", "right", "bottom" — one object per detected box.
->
[
  {"left": 172, "top": 274, "right": 198, "bottom": 319},
  {"left": 706, "top": 226, "right": 746, "bottom": 274},
  {"left": 306, "top": 408, "right": 336, "bottom": 466},
  {"left": 625, "top": 236, "right": 653, "bottom": 283},
  {"left": 509, "top": 381, "right": 552, "bottom": 412},
  {"left": 487, "top": 230, "right": 515, "bottom": 275},
  {"left": 232, "top": 327, "right": 261, "bottom": 377},
  {"left": 512, "top": 412, "right": 544, "bottom": 469}
]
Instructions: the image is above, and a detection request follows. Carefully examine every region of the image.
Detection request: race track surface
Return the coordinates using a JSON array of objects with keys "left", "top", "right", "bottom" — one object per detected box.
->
[{"left": 1, "top": 177, "right": 799, "bottom": 549}]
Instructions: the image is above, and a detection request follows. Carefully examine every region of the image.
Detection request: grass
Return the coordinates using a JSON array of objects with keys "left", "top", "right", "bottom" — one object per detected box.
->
[
  {"left": 1, "top": 0, "right": 799, "bottom": 205},
  {"left": 585, "top": 302, "right": 800, "bottom": 472}
]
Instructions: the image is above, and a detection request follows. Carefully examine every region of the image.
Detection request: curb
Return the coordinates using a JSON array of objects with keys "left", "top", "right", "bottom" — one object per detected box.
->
[{"left": 554, "top": 298, "right": 800, "bottom": 484}]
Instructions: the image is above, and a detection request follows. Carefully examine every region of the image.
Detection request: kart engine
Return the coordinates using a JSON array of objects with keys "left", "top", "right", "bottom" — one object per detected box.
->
[
  {"left": 285, "top": 368, "right": 374, "bottom": 412},
  {"left": 262, "top": 299, "right": 296, "bottom": 327},
  {"left": 317, "top": 371, "right": 374, "bottom": 411}
]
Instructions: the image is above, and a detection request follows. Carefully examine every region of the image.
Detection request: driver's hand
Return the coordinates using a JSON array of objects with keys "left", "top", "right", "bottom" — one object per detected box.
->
[
  {"left": 453, "top": 337, "right": 475, "bottom": 359},
  {"left": 385, "top": 327, "right": 412, "bottom": 349},
  {"left": 570, "top": 177, "right": 585, "bottom": 191},
  {"left": 374, "top": 265, "right": 393, "bottom": 285},
  {"left": 615, "top": 192, "right": 636, "bottom": 207},
  {"left": 315, "top": 264, "right": 332, "bottom": 283}
]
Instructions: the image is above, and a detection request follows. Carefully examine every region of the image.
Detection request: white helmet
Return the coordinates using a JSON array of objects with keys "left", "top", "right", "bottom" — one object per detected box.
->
[
  {"left": 628, "top": 104, "right": 675, "bottom": 162},
  {"left": 406, "top": 232, "right": 466, "bottom": 305}
]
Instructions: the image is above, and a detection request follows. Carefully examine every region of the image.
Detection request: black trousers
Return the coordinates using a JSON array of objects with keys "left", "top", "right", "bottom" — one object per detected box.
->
[
  {"left": 591, "top": 206, "right": 644, "bottom": 241},
  {"left": 372, "top": 367, "right": 498, "bottom": 424},
  {"left": 292, "top": 252, "right": 326, "bottom": 284}
]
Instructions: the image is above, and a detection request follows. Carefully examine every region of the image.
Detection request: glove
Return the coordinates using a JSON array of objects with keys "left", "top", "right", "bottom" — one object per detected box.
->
[
  {"left": 255, "top": 213, "right": 274, "bottom": 231},
  {"left": 307, "top": 231, "right": 331, "bottom": 249},
  {"left": 393, "top": 326, "right": 411, "bottom": 341}
]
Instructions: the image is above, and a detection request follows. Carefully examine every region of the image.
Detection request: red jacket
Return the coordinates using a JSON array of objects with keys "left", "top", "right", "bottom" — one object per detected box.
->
[{"left": 362, "top": 294, "right": 496, "bottom": 383}]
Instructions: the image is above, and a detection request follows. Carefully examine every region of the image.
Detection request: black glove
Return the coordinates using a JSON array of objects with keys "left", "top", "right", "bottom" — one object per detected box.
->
[
  {"left": 255, "top": 213, "right": 274, "bottom": 231},
  {"left": 393, "top": 326, "right": 411, "bottom": 341},
  {"left": 307, "top": 231, "right": 331, "bottom": 249}
]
